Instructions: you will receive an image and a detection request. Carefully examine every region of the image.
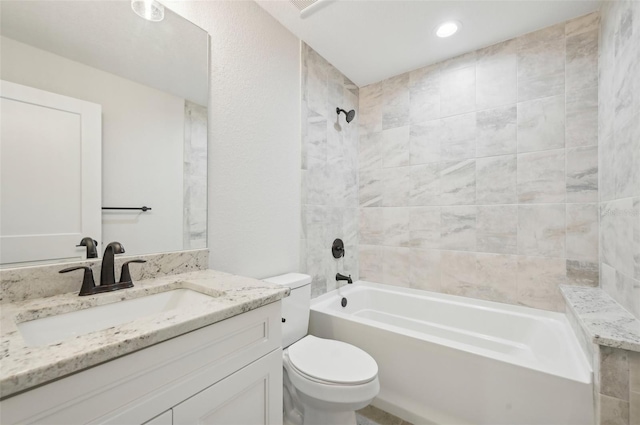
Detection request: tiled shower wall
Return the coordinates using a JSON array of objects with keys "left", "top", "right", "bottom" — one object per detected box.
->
[
  {"left": 357, "top": 13, "right": 600, "bottom": 312},
  {"left": 301, "top": 43, "right": 360, "bottom": 298},
  {"left": 599, "top": 0, "right": 640, "bottom": 320}
]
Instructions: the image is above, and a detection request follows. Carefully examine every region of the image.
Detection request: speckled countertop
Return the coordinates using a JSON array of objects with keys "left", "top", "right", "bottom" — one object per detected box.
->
[
  {"left": 560, "top": 285, "right": 640, "bottom": 352},
  {"left": 0, "top": 269, "right": 289, "bottom": 399}
]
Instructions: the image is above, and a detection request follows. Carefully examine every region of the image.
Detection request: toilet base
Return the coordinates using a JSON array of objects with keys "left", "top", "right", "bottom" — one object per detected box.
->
[{"left": 301, "top": 405, "right": 357, "bottom": 425}]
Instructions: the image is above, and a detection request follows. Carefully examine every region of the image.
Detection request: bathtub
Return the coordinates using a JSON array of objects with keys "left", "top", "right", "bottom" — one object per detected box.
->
[{"left": 309, "top": 281, "right": 593, "bottom": 425}]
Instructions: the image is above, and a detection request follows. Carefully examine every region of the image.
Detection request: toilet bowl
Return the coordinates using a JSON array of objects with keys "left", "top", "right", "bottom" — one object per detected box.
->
[{"left": 263, "top": 274, "right": 380, "bottom": 425}]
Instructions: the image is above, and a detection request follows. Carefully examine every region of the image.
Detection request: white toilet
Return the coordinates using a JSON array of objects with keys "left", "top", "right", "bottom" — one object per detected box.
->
[{"left": 264, "top": 273, "right": 380, "bottom": 425}]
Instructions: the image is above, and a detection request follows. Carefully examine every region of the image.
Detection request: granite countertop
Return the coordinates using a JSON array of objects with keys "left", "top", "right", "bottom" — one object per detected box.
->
[
  {"left": 0, "top": 269, "right": 289, "bottom": 399},
  {"left": 560, "top": 285, "right": 640, "bottom": 352}
]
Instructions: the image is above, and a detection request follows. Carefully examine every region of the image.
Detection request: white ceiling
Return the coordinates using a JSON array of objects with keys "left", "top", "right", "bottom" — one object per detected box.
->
[
  {"left": 257, "top": 0, "right": 601, "bottom": 87},
  {"left": 1, "top": 0, "right": 209, "bottom": 106}
]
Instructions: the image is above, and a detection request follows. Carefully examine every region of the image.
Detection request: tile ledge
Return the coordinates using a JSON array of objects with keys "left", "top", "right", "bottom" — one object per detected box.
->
[{"left": 560, "top": 285, "right": 640, "bottom": 353}]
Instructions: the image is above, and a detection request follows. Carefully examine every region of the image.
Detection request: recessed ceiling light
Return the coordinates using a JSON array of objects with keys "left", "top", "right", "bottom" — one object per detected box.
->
[
  {"left": 131, "top": 0, "right": 165, "bottom": 22},
  {"left": 435, "top": 21, "right": 460, "bottom": 38}
]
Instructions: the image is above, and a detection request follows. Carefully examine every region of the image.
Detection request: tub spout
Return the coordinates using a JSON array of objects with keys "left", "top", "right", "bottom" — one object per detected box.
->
[{"left": 336, "top": 273, "right": 353, "bottom": 284}]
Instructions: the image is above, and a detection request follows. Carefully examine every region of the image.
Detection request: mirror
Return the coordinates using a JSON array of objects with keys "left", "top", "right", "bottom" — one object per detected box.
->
[{"left": 0, "top": 1, "right": 209, "bottom": 267}]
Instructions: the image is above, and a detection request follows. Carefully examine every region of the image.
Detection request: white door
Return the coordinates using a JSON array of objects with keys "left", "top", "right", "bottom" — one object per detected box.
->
[
  {"left": 172, "top": 350, "right": 283, "bottom": 425},
  {"left": 0, "top": 80, "right": 101, "bottom": 265}
]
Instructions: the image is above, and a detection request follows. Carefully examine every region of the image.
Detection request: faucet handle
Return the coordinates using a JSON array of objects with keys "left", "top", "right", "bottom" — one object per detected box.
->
[
  {"left": 119, "top": 260, "right": 146, "bottom": 284},
  {"left": 59, "top": 266, "right": 96, "bottom": 296}
]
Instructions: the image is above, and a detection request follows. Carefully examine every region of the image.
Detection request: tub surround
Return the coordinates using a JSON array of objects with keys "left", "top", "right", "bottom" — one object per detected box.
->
[
  {"left": 300, "top": 43, "right": 360, "bottom": 298},
  {"left": 0, "top": 248, "right": 209, "bottom": 304},
  {"left": 0, "top": 269, "right": 289, "bottom": 398},
  {"left": 356, "top": 12, "right": 600, "bottom": 313},
  {"left": 561, "top": 285, "right": 640, "bottom": 352}
]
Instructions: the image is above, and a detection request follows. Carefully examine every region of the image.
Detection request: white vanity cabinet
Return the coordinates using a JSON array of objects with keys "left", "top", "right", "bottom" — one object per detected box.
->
[{"left": 0, "top": 302, "right": 283, "bottom": 425}]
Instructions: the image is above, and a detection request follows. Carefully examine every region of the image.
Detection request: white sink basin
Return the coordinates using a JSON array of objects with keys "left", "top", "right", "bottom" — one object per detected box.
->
[{"left": 17, "top": 289, "right": 215, "bottom": 346}]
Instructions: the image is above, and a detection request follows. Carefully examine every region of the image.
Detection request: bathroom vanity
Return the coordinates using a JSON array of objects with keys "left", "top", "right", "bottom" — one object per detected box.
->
[{"left": 0, "top": 268, "right": 288, "bottom": 425}]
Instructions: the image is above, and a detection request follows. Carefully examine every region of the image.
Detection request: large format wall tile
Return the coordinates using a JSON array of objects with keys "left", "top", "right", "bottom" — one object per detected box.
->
[
  {"left": 356, "top": 14, "right": 601, "bottom": 313},
  {"left": 517, "top": 95, "right": 565, "bottom": 153},
  {"left": 517, "top": 149, "right": 566, "bottom": 203}
]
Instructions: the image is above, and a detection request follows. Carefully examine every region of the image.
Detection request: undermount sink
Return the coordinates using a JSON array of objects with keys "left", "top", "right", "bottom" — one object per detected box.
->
[{"left": 17, "top": 289, "right": 215, "bottom": 346}]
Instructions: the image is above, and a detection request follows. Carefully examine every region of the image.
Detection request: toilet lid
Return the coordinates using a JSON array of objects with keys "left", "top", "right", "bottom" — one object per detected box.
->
[{"left": 287, "top": 335, "right": 378, "bottom": 385}]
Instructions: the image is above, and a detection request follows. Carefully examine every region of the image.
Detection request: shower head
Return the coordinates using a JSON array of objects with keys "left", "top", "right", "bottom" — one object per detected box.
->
[{"left": 336, "top": 107, "right": 356, "bottom": 123}]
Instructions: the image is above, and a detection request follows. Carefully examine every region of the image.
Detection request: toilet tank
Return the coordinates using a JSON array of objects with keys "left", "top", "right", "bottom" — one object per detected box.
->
[{"left": 263, "top": 273, "right": 311, "bottom": 348}]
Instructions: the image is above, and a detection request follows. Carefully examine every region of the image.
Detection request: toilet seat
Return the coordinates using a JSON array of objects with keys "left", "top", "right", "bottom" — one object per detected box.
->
[{"left": 287, "top": 335, "right": 378, "bottom": 385}]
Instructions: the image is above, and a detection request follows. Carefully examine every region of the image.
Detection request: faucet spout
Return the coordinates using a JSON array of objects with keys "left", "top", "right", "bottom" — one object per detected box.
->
[
  {"left": 100, "top": 242, "right": 125, "bottom": 286},
  {"left": 336, "top": 273, "right": 353, "bottom": 284}
]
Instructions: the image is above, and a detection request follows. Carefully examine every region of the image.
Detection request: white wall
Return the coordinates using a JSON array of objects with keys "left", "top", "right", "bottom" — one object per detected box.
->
[
  {"left": 1, "top": 36, "right": 185, "bottom": 256},
  {"left": 168, "top": 1, "right": 301, "bottom": 279}
]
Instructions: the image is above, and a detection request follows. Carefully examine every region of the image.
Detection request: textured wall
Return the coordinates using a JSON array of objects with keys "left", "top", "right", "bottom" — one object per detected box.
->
[
  {"left": 357, "top": 13, "right": 600, "bottom": 312},
  {"left": 168, "top": 1, "right": 301, "bottom": 279},
  {"left": 301, "top": 43, "right": 360, "bottom": 298},
  {"left": 599, "top": 0, "right": 640, "bottom": 321}
]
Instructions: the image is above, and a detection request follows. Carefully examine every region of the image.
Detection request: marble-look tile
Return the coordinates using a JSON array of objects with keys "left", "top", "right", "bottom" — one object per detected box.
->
[
  {"left": 382, "top": 167, "right": 411, "bottom": 207},
  {"left": 517, "top": 37, "right": 565, "bottom": 102},
  {"left": 383, "top": 208, "right": 410, "bottom": 247},
  {"left": 359, "top": 169, "right": 382, "bottom": 208},
  {"left": 635, "top": 197, "right": 640, "bottom": 281},
  {"left": 632, "top": 351, "right": 640, "bottom": 392},
  {"left": 440, "top": 112, "right": 476, "bottom": 161},
  {"left": 306, "top": 55, "right": 328, "bottom": 117},
  {"left": 518, "top": 204, "right": 566, "bottom": 257},
  {"left": 409, "top": 65, "right": 440, "bottom": 125},
  {"left": 359, "top": 245, "right": 384, "bottom": 283},
  {"left": 614, "top": 115, "right": 640, "bottom": 200},
  {"left": 566, "top": 29, "right": 599, "bottom": 93},
  {"left": 602, "top": 198, "right": 637, "bottom": 278},
  {"left": 440, "top": 66, "right": 476, "bottom": 117},
  {"left": 566, "top": 259, "right": 599, "bottom": 287},
  {"left": 409, "top": 120, "right": 441, "bottom": 165},
  {"left": 359, "top": 132, "right": 383, "bottom": 170},
  {"left": 518, "top": 23, "right": 566, "bottom": 50},
  {"left": 382, "top": 126, "right": 410, "bottom": 168},
  {"left": 359, "top": 208, "right": 383, "bottom": 245},
  {"left": 382, "top": 73, "right": 410, "bottom": 130},
  {"left": 409, "top": 163, "right": 440, "bottom": 206},
  {"left": 566, "top": 203, "right": 599, "bottom": 261},
  {"left": 441, "top": 206, "right": 477, "bottom": 251},
  {"left": 567, "top": 145, "right": 598, "bottom": 203},
  {"left": 476, "top": 155, "right": 517, "bottom": 204},
  {"left": 600, "top": 134, "right": 617, "bottom": 202},
  {"left": 477, "top": 205, "right": 518, "bottom": 254},
  {"left": 631, "top": 391, "right": 640, "bottom": 425},
  {"left": 600, "top": 346, "right": 630, "bottom": 400},
  {"left": 440, "top": 51, "right": 477, "bottom": 72},
  {"left": 476, "top": 40, "right": 517, "bottom": 110},
  {"left": 409, "top": 248, "right": 441, "bottom": 292},
  {"left": 517, "top": 149, "right": 566, "bottom": 203},
  {"left": 409, "top": 207, "right": 441, "bottom": 249},
  {"left": 359, "top": 83, "right": 383, "bottom": 135},
  {"left": 565, "top": 12, "right": 599, "bottom": 37},
  {"left": 382, "top": 247, "right": 411, "bottom": 287},
  {"left": 566, "top": 86, "right": 598, "bottom": 148},
  {"left": 475, "top": 105, "right": 517, "bottom": 157},
  {"left": 440, "top": 160, "right": 476, "bottom": 205},
  {"left": 517, "top": 95, "right": 565, "bottom": 153},
  {"left": 475, "top": 253, "right": 518, "bottom": 303},
  {"left": 441, "top": 250, "right": 477, "bottom": 296},
  {"left": 600, "top": 394, "right": 630, "bottom": 425},
  {"left": 517, "top": 256, "right": 566, "bottom": 311}
]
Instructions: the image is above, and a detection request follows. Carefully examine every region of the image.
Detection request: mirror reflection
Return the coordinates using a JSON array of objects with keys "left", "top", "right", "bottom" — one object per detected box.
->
[{"left": 0, "top": 1, "right": 209, "bottom": 267}]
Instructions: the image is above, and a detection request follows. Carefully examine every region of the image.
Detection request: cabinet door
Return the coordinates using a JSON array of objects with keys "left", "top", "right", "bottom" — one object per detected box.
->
[
  {"left": 142, "top": 410, "right": 172, "bottom": 425},
  {"left": 173, "top": 349, "right": 282, "bottom": 425}
]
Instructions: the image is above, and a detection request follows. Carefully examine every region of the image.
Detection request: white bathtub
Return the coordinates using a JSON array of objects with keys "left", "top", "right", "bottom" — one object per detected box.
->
[{"left": 309, "top": 281, "right": 593, "bottom": 425}]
